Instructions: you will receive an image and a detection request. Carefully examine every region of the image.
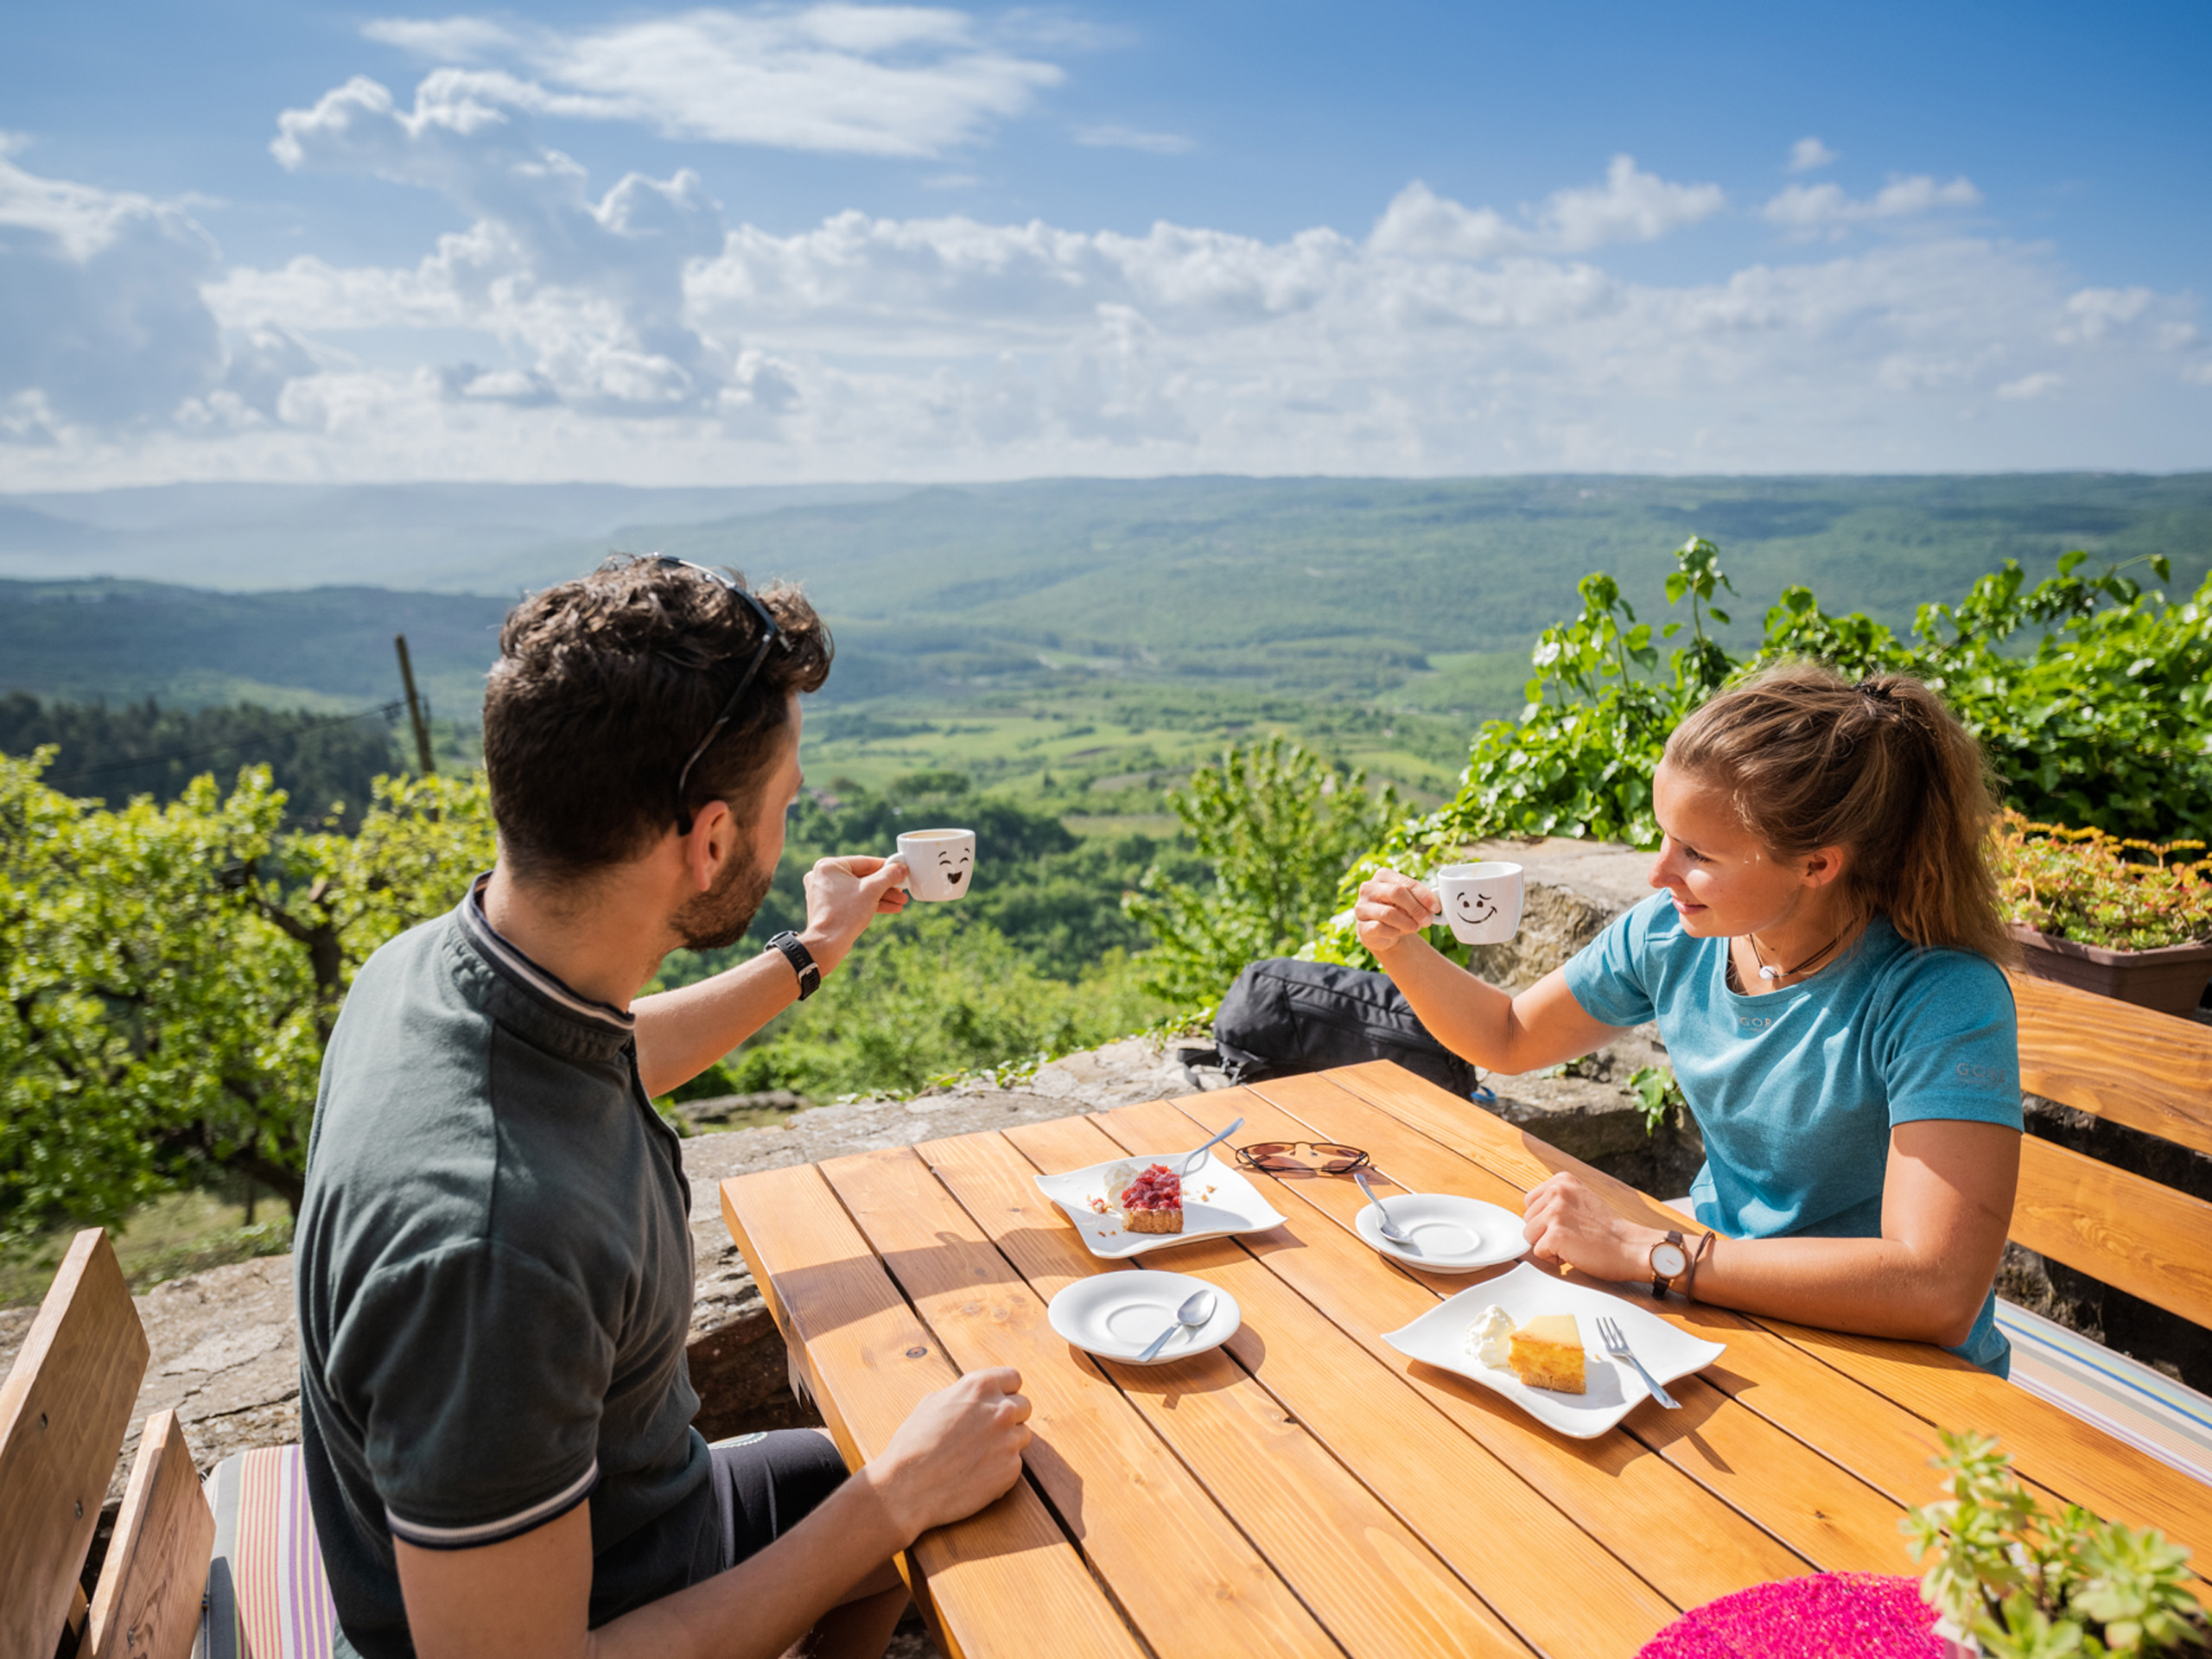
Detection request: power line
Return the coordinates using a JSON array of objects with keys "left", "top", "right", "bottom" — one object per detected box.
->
[{"left": 41, "top": 701, "right": 406, "bottom": 786}]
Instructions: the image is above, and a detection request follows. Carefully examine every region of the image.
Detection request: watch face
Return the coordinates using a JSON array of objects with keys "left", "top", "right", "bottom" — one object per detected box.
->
[{"left": 1651, "top": 1242, "right": 1689, "bottom": 1279}]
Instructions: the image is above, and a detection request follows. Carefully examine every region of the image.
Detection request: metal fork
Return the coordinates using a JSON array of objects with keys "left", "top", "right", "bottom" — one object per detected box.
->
[{"left": 1595, "top": 1315, "right": 1680, "bottom": 1409}]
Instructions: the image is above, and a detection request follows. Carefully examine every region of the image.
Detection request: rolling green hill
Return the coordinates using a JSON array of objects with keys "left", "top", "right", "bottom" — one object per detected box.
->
[{"left": 6, "top": 474, "right": 2208, "bottom": 808}]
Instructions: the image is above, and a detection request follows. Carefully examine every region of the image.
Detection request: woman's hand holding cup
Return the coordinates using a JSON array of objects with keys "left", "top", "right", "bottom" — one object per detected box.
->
[{"left": 1354, "top": 868, "right": 1443, "bottom": 957}]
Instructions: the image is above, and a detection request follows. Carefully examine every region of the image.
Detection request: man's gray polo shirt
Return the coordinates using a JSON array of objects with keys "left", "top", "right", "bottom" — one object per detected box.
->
[{"left": 296, "top": 880, "right": 712, "bottom": 1657}]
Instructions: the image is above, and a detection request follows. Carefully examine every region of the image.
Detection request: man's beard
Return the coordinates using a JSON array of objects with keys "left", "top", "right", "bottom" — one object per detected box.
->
[{"left": 673, "top": 842, "right": 776, "bottom": 951}]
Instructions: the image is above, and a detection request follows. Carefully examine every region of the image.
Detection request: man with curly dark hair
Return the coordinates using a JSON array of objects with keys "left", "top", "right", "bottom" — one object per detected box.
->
[{"left": 295, "top": 557, "right": 1031, "bottom": 1659}]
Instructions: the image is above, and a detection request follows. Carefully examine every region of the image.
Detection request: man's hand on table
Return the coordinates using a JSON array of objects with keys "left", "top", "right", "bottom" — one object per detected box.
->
[
  {"left": 1522, "top": 1171, "right": 1662, "bottom": 1283},
  {"left": 798, "top": 855, "right": 910, "bottom": 976},
  {"left": 856, "top": 1368, "right": 1033, "bottom": 1548}
]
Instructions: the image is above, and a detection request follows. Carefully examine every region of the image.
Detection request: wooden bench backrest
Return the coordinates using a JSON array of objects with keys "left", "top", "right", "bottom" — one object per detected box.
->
[
  {"left": 2008, "top": 972, "right": 2212, "bottom": 1332},
  {"left": 0, "top": 1230, "right": 150, "bottom": 1659}
]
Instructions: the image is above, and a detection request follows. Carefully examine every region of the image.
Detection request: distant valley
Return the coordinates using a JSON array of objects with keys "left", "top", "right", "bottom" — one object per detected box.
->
[{"left": 6, "top": 473, "right": 2209, "bottom": 809}]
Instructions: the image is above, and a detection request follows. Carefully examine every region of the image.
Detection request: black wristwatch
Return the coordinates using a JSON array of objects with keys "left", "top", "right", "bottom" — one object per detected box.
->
[{"left": 766, "top": 931, "right": 820, "bottom": 1000}]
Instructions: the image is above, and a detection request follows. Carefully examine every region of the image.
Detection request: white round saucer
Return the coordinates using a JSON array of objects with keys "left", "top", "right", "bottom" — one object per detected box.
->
[
  {"left": 1046, "top": 1271, "right": 1242, "bottom": 1365},
  {"left": 1353, "top": 1192, "right": 1528, "bottom": 1273}
]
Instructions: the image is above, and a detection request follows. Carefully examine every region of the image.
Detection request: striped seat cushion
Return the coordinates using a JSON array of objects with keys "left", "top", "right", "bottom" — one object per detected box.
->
[
  {"left": 1997, "top": 1298, "right": 2212, "bottom": 1489},
  {"left": 194, "top": 1444, "right": 340, "bottom": 1659}
]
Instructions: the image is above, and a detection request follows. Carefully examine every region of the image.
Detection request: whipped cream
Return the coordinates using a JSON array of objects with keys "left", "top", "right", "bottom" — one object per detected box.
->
[{"left": 1465, "top": 1304, "right": 1516, "bottom": 1368}]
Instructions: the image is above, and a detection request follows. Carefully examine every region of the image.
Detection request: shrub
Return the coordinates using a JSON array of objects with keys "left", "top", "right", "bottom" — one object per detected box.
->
[
  {"left": 1125, "top": 735, "right": 1397, "bottom": 1008},
  {"left": 0, "top": 753, "right": 492, "bottom": 1249}
]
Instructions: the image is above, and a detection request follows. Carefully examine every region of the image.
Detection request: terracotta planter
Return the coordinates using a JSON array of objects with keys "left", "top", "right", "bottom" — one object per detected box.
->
[{"left": 2008, "top": 923, "right": 2212, "bottom": 1018}]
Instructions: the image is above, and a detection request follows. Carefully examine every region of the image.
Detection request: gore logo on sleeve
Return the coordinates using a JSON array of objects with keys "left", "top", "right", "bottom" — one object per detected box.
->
[{"left": 1956, "top": 1061, "right": 2011, "bottom": 1086}]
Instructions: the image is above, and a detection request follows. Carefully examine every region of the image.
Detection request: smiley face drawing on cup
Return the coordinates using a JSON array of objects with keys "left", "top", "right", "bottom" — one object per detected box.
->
[
  {"left": 893, "top": 829, "right": 976, "bottom": 901},
  {"left": 1433, "top": 861, "right": 1523, "bottom": 944}
]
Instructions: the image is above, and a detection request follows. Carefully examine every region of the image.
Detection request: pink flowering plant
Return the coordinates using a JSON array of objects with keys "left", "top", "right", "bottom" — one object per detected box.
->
[
  {"left": 1904, "top": 1430, "right": 2204, "bottom": 1657},
  {"left": 1991, "top": 811, "right": 2212, "bottom": 952}
]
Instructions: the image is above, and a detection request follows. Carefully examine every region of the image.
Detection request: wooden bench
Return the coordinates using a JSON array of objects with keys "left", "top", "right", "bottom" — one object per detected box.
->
[
  {"left": 1999, "top": 970, "right": 2212, "bottom": 1478},
  {"left": 0, "top": 1228, "right": 214, "bottom": 1659}
]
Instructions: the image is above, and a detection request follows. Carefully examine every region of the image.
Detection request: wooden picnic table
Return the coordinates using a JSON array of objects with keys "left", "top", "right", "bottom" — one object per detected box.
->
[{"left": 720, "top": 1061, "right": 2211, "bottom": 1659}]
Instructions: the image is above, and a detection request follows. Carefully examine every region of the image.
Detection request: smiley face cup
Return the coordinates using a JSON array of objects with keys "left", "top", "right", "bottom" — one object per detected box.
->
[
  {"left": 1433, "top": 861, "right": 1523, "bottom": 944},
  {"left": 893, "top": 829, "right": 976, "bottom": 901}
]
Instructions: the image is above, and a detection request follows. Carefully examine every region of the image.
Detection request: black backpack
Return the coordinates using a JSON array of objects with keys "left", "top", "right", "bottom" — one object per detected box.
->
[{"left": 1210, "top": 957, "right": 1484, "bottom": 1101}]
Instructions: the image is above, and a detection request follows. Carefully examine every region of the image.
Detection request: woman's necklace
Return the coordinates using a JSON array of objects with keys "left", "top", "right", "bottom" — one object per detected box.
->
[{"left": 1745, "top": 926, "right": 1848, "bottom": 983}]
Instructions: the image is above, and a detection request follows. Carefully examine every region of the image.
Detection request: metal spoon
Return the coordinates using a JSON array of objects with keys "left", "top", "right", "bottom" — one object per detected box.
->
[
  {"left": 1352, "top": 1169, "right": 1414, "bottom": 1243},
  {"left": 1177, "top": 1116, "right": 1245, "bottom": 1177},
  {"left": 1135, "top": 1287, "right": 1217, "bottom": 1363}
]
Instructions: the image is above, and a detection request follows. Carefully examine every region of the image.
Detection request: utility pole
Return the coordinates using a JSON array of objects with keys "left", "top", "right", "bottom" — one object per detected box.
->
[{"left": 394, "top": 634, "right": 436, "bottom": 775}]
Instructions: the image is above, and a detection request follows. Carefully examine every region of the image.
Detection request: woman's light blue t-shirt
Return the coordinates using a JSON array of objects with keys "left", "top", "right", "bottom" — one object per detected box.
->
[{"left": 1561, "top": 893, "right": 2023, "bottom": 1375}]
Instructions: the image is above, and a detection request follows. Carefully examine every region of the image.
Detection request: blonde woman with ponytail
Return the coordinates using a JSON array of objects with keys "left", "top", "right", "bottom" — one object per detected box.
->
[{"left": 1358, "top": 664, "right": 2024, "bottom": 1373}]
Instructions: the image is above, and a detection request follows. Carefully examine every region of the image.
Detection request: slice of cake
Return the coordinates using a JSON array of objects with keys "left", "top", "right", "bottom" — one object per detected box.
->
[
  {"left": 1119, "top": 1163, "right": 1184, "bottom": 1234},
  {"left": 1507, "top": 1313, "right": 1586, "bottom": 1395}
]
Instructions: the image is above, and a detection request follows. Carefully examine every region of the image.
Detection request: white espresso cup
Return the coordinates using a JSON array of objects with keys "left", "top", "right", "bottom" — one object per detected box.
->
[
  {"left": 894, "top": 829, "right": 976, "bottom": 901},
  {"left": 1433, "top": 861, "right": 1523, "bottom": 944}
]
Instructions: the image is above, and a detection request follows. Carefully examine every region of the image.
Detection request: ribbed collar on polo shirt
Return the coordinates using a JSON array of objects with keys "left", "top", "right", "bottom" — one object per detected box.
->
[{"left": 457, "top": 874, "right": 637, "bottom": 1045}]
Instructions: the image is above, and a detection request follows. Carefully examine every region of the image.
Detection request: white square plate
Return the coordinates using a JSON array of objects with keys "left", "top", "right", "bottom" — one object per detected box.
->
[
  {"left": 1033, "top": 1152, "right": 1288, "bottom": 1260},
  {"left": 1046, "top": 1271, "right": 1243, "bottom": 1365},
  {"left": 1353, "top": 1192, "right": 1528, "bottom": 1273},
  {"left": 1381, "top": 1261, "right": 1727, "bottom": 1439}
]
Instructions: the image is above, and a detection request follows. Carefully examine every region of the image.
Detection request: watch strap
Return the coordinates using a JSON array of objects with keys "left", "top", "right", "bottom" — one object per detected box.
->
[
  {"left": 766, "top": 931, "right": 821, "bottom": 1001},
  {"left": 1649, "top": 1229, "right": 1687, "bottom": 1299}
]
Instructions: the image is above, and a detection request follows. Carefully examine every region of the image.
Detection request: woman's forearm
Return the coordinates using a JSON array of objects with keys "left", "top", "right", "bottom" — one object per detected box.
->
[
  {"left": 1372, "top": 939, "right": 1614, "bottom": 1076},
  {"left": 1678, "top": 1231, "right": 1985, "bottom": 1348}
]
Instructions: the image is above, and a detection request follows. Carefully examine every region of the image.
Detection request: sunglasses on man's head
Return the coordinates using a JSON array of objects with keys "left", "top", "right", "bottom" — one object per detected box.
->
[
  {"left": 642, "top": 556, "right": 785, "bottom": 836},
  {"left": 1235, "top": 1141, "right": 1370, "bottom": 1174}
]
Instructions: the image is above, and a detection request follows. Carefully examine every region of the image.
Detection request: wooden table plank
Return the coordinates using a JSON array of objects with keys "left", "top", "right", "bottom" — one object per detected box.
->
[
  {"left": 1215, "top": 1077, "right": 1923, "bottom": 1580},
  {"left": 1319, "top": 1060, "right": 2212, "bottom": 1554},
  {"left": 993, "top": 1109, "right": 1683, "bottom": 1659},
  {"left": 720, "top": 1166, "right": 1146, "bottom": 1659},
  {"left": 814, "top": 1144, "right": 1346, "bottom": 1659},
  {"left": 864, "top": 1135, "right": 1540, "bottom": 1659}
]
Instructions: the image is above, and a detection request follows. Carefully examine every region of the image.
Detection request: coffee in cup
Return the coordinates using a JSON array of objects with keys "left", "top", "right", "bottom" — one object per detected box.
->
[
  {"left": 1433, "top": 861, "right": 1523, "bottom": 944},
  {"left": 893, "top": 829, "right": 976, "bottom": 902}
]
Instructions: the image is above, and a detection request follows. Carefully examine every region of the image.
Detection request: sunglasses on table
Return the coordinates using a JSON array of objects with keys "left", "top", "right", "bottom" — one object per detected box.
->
[
  {"left": 644, "top": 556, "right": 785, "bottom": 836},
  {"left": 1234, "top": 1141, "right": 1370, "bottom": 1174}
]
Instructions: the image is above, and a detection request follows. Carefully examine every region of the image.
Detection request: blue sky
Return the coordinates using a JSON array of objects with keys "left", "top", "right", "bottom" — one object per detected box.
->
[{"left": 3, "top": 1, "right": 2207, "bottom": 486}]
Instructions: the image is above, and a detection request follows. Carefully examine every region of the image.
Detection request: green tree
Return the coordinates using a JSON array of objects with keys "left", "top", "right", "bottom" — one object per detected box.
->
[
  {"left": 0, "top": 753, "right": 490, "bottom": 1249},
  {"left": 1126, "top": 735, "right": 1396, "bottom": 1007}
]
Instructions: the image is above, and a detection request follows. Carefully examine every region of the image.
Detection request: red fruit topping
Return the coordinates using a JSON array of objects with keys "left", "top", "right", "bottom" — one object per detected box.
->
[{"left": 1119, "top": 1163, "right": 1182, "bottom": 1211}]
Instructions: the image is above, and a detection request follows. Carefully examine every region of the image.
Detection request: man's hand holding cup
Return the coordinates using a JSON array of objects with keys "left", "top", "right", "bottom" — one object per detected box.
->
[{"left": 799, "top": 855, "right": 910, "bottom": 976}]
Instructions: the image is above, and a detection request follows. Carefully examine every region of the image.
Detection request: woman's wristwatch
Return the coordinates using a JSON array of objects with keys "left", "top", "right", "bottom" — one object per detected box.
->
[
  {"left": 766, "top": 931, "right": 820, "bottom": 1000},
  {"left": 1649, "top": 1230, "right": 1690, "bottom": 1298}
]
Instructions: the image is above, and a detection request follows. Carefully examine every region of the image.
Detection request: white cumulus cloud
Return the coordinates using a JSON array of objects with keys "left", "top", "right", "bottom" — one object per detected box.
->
[
  {"left": 1997, "top": 372, "right": 2064, "bottom": 400},
  {"left": 359, "top": 6, "right": 1064, "bottom": 157},
  {"left": 0, "top": 153, "right": 226, "bottom": 431},
  {"left": 1369, "top": 156, "right": 1725, "bottom": 261},
  {"left": 1788, "top": 137, "right": 1839, "bottom": 172},
  {"left": 1763, "top": 175, "right": 1983, "bottom": 237},
  {"left": 268, "top": 72, "right": 736, "bottom": 413}
]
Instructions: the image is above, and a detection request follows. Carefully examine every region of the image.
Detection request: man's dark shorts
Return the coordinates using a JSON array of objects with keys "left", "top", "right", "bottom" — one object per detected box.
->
[{"left": 709, "top": 1431, "right": 851, "bottom": 1571}]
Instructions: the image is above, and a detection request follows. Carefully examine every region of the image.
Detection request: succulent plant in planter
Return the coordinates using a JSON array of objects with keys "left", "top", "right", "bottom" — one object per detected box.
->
[
  {"left": 1990, "top": 812, "right": 2212, "bottom": 1016},
  {"left": 1904, "top": 1429, "right": 2205, "bottom": 1656}
]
